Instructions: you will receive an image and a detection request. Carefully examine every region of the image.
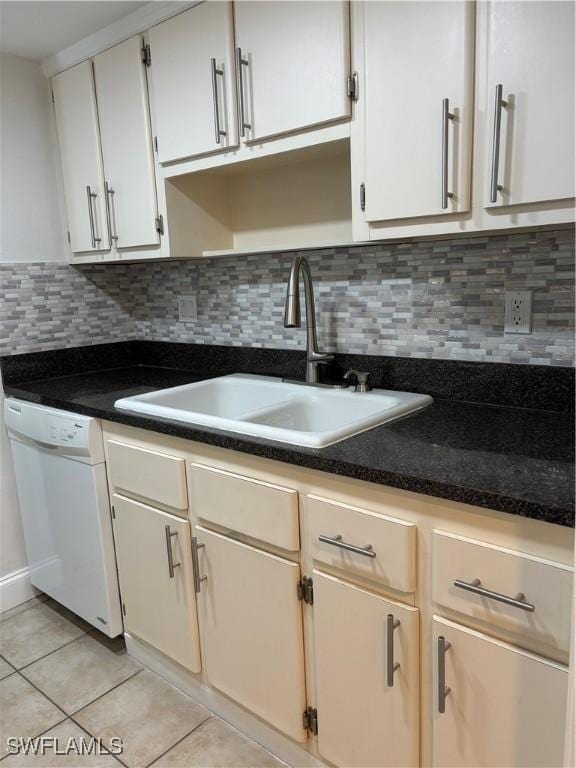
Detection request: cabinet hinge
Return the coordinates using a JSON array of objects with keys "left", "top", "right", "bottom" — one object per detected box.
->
[
  {"left": 122, "top": 602, "right": 126, "bottom": 617},
  {"left": 155, "top": 214, "right": 164, "bottom": 235},
  {"left": 66, "top": 230, "right": 71, "bottom": 245},
  {"left": 111, "top": 505, "right": 115, "bottom": 519},
  {"left": 297, "top": 576, "right": 314, "bottom": 605},
  {"left": 141, "top": 43, "right": 151, "bottom": 67},
  {"left": 347, "top": 71, "right": 359, "bottom": 103},
  {"left": 51, "top": 88, "right": 55, "bottom": 105},
  {"left": 303, "top": 707, "right": 318, "bottom": 735},
  {"left": 153, "top": 136, "right": 158, "bottom": 153},
  {"left": 360, "top": 182, "right": 366, "bottom": 212}
]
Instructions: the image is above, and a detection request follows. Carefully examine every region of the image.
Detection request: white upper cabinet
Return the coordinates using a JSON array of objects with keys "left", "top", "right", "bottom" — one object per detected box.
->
[
  {"left": 52, "top": 61, "right": 109, "bottom": 254},
  {"left": 483, "top": 1, "right": 575, "bottom": 208},
  {"left": 93, "top": 37, "right": 160, "bottom": 250},
  {"left": 148, "top": 2, "right": 237, "bottom": 163},
  {"left": 234, "top": 1, "right": 351, "bottom": 143},
  {"left": 363, "top": 1, "right": 474, "bottom": 223}
]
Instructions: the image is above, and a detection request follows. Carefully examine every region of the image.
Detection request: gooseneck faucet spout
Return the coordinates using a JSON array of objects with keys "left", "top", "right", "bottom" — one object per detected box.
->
[{"left": 284, "top": 255, "right": 334, "bottom": 384}]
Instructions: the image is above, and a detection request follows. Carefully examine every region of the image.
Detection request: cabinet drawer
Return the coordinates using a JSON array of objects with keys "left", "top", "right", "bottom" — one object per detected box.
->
[
  {"left": 107, "top": 440, "right": 188, "bottom": 512},
  {"left": 433, "top": 530, "right": 574, "bottom": 654},
  {"left": 308, "top": 495, "right": 416, "bottom": 593},
  {"left": 190, "top": 463, "right": 299, "bottom": 551}
]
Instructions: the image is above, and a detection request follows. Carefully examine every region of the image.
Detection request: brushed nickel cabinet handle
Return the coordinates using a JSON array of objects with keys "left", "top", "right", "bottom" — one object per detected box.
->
[
  {"left": 318, "top": 534, "right": 376, "bottom": 559},
  {"left": 86, "top": 186, "right": 101, "bottom": 248},
  {"left": 490, "top": 83, "right": 508, "bottom": 203},
  {"left": 441, "top": 97, "right": 454, "bottom": 209},
  {"left": 104, "top": 182, "right": 118, "bottom": 244},
  {"left": 191, "top": 536, "right": 207, "bottom": 593},
  {"left": 386, "top": 614, "right": 400, "bottom": 687},
  {"left": 235, "top": 47, "right": 251, "bottom": 138},
  {"left": 437, "top": 635, "right": 451, "bottom": 714},
  {"left": 211, "top": 58, "right": 227, "bottom": 145},
  {"left": 454, "top": 578, "right": 535, "bottom": 612},
  {"left": 164, "top": 525, "right": 181, "bottom": 579}
]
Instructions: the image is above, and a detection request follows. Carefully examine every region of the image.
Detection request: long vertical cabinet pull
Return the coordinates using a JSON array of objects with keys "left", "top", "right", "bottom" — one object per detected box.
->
[
  {"left": 191, "top": 537, "right": 207, "bottom": 593},
  {"left": 85, "top": 186, "right": 101, "bottom": 248},
  {"left": 164, "top": 525, "right": 181, "bottom": 579},
  {"left": 235, "top": 47, "right": 251, "bottom": 138},
  {"left": 386, "top": 614, "right": 401, "bottom": 687},
  {"left": 490, "top": 83, "right": 508, "bottom": 202},
  {"left": 441, "top": 98, "right": 455, "bottom": 209},
  {"left": 437, "top": 635, "right": 452, "bottom": 713},
  {"left": 104, "top": 182, "right": 118, "bottom": 244},
  {"left": 210, "top": 58, "right": 227, "bottom": 144}
]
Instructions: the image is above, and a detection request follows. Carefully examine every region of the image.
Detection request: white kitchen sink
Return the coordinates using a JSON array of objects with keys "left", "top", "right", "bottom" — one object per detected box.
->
[{"left": 114, "top": 374, "right": 432, "bottom": 448}]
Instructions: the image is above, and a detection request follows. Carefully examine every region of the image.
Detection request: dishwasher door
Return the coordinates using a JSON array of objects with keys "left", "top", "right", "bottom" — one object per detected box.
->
[{"left": 6, "top": 402, "right": 123, "bottom": 638}]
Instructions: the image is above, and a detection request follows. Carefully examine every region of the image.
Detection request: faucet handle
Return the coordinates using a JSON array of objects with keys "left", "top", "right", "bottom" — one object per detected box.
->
[{"left": 344, "top": 369, "right": 372, "bottom": 393}]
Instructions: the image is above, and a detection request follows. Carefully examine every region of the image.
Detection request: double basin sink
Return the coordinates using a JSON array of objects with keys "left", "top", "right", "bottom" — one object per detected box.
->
[{"left": 115, "top": 374, "right": 432, "bottom": 448}]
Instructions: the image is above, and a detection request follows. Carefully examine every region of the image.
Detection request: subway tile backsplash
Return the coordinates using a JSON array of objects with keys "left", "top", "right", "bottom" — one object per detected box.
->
[{"left": 1, "top": 228, "right": 574, "bottom": 366}]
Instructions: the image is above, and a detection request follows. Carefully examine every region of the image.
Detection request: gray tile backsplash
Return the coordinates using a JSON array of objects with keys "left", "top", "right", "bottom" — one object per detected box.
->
[{"left": 1, "top": 228, "right": 574, "bottom": 366}]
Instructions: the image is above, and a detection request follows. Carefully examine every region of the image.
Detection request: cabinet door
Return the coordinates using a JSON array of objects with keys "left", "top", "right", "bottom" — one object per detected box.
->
[
  {"left": 148, "top": 1, "right": 237, "bottom": 163},
  {"left": 433, "top": 616, "right": 568, "bottom": 768},
  {"left": 52, "top": 61, "right": 109, "bottom": 254},
  {"left": 364, "top": 1, "right": 474, "bottom": 222},
  {"left": 112, "top": 494, "right": 201, "bottom": 673},
  {"left": 313, "top": 571, "right": 419, "bottom": 768},
  {"left": 483, "top": 1, "right": 575, "bottom": 207},
  {"left": 93, "top": 36, "right": 159, "bottom": 250},
  {"left": 234, "top": 1, "right": 350, "bottom": 143},
  {"left": 195, "top": 526, "right": 307, "bottom": 742}
]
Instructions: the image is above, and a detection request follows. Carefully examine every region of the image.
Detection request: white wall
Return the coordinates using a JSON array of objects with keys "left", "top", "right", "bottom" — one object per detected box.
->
[
  {"left": 1, "top": 53, "right": 66, "bottom": 589},
  {"left": 0, "top": 52, "right": 65, "bottom": 263}
]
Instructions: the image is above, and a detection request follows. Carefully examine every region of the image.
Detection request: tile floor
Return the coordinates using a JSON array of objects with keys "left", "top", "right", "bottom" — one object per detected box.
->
[{"left": 0, "top": 597, "right": 286, "bottom": 768}]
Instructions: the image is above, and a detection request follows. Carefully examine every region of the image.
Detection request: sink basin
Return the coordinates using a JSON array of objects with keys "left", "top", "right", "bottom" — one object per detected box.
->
[{"left": 114, "top": 374, "right": 432, "bottom": 448}]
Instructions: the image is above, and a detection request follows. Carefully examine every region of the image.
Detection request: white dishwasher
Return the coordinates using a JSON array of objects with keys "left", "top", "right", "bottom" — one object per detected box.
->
[{"left": 4, "top": 398, "right": 123, "bottom": 637}]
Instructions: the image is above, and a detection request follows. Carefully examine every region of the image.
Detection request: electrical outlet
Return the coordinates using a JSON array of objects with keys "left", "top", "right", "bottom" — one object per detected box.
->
[
  {"left": 177, "top": 295, "right": 197, "bottom": 323},
  {"left": 504, "top": 290, "right": 532, "bottom": 334}
]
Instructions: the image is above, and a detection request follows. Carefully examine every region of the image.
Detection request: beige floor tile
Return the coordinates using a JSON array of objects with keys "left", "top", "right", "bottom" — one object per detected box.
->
[
  {"left": 0, "top": 674, "right": 65, "bottom": 758},
  {"left": 0, "top": 602, "right": 87, "bottom": 669},
  {"left": 0, "top": 656, "right": 15, "bottom": 680},
  {"left": 153, "top": 717, "right": 286, "bottom": 768},
  {"left": 2, "top": 719, "right": 120, "bottom": 767},
  {"left": 0, "top": 595, "right": 50, "bottom": 624},
  {"left": 75, "top": 669, "right": 210, "bottom": 768},
  {"left": 21, "top": 634, "right": 142, "bottom": 714}
]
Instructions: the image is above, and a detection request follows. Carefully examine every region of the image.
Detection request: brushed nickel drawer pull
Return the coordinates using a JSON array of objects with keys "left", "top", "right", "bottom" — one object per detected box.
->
[
  {"left": 319, "top": 534, "right": 376, "bottom": 559},
  {"left": 454, "top": 578, "right": 535, "bottom": 612},
  {"left": 490, "top": 83, "right": 508, "bottom": 203},
  {"left": 437, "top": 635, "right": 451, "bottom": 714},
  {"left": 386, "top": 614, "right": 400, "bottom": 687},
  {"left": 164, "top": 525, "right": 180, "bottom": 579}
]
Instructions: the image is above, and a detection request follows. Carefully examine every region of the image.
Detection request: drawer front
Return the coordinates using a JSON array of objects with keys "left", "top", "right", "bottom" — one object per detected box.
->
[
  {"left": 308, "top": 495, "right": 417, "bottom": 593},
  {"left": 190, "top": 463, "right": 300, "bottom": 551},
  {"left": 107, "top": 440, "right": 188, "bottom": 512},
  {"left": 433, "top": 530, "right": 574, "bottom": 654}
]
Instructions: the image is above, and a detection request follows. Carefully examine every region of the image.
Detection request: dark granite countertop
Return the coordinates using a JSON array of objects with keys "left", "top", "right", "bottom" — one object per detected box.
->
[{"left": 2, "top": 341, "right": 574, "bottom": 528}]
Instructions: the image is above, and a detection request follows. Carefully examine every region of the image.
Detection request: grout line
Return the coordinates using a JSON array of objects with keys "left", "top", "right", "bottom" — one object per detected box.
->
[
  {"left": 70, "top": 716, "right": 130, "bottom": 768},
  {"left": 14, "top": 671, "right": 70, "bottom": 719},
  {"left": 0, "top": 595, "right": 50, "bottom": 624},
  {"left": 69, "top": 667, "right": 144, "bottom": 718},
  {"left": 146, "top": 714, "right": 212, "bottom": 768},
  {"left": 0, "top": 715, "right": 70, "bottom": 763},
  {"left": 16, "top": 633, "right": 88, "bottom": 673}
]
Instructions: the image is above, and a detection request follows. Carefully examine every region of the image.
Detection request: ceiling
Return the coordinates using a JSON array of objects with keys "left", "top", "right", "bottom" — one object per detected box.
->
[{"left": 0, "top": 1, "right": 150, "bottom": 62}]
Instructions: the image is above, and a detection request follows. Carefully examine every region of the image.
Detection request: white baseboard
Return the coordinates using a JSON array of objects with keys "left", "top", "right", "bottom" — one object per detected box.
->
[{"left": 0, "top": 567, "right": 39, "bottom": 613}]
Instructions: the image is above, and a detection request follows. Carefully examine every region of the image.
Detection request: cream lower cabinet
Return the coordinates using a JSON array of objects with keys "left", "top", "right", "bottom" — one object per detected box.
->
[
  {"left": 111, "top": 493, "right": 201, "bottom": 673},
  {"left": 313, "top": 571, "right": 420, "bottom": 768},
  {"left": 433, "top": 616, "right": 569, "bottom": 768},
  {"left": 195, "top": 525, "right": 307, "bottom": 742}
]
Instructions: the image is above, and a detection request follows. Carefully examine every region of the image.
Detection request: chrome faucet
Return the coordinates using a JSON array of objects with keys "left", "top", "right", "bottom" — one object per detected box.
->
[{"left": 283, "top": 255, "right": 334, "bottom": 384}]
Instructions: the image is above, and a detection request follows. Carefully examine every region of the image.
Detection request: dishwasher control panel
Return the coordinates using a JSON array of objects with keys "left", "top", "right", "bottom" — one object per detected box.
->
[{"left": 45, "top": 414, "right": 87, "bottom": 447}]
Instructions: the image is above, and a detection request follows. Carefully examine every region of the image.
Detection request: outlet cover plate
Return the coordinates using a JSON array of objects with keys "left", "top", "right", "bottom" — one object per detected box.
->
[
  {"left": 178, "top": 295, "right": 198, "bottom": 323},
  {"left": 504, "top": 290, "right": 532, "bottom": 334}
]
